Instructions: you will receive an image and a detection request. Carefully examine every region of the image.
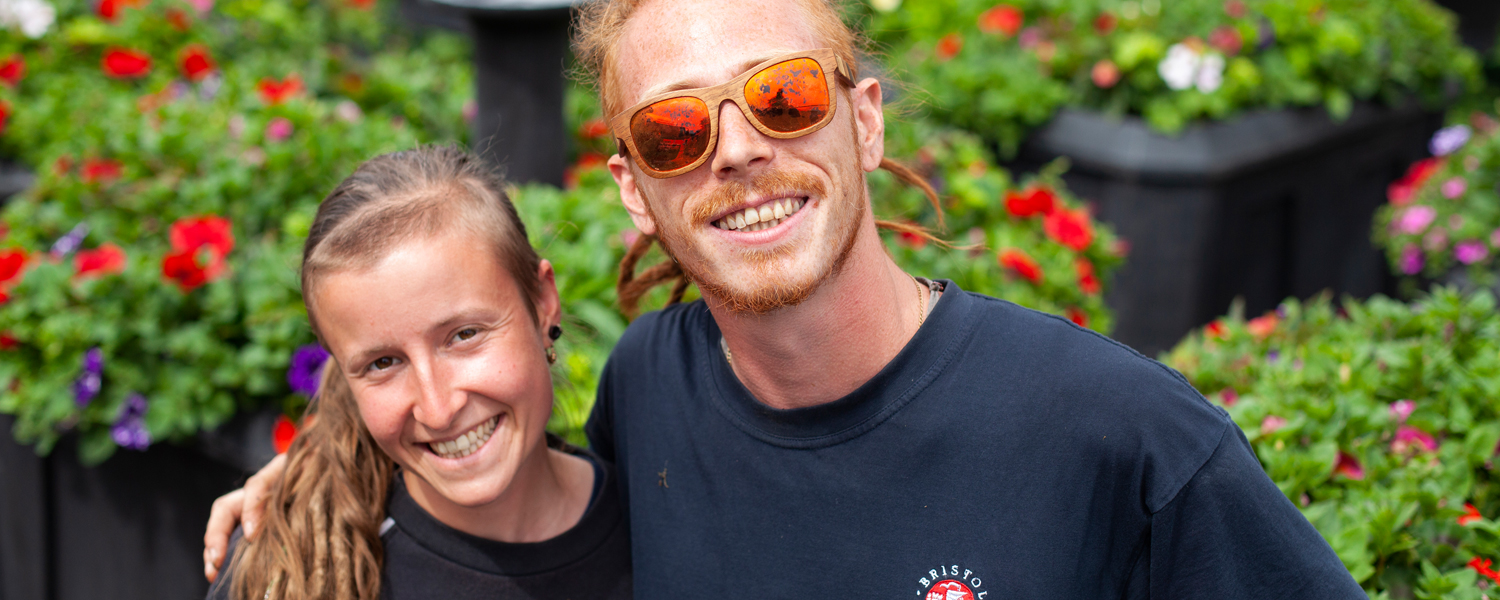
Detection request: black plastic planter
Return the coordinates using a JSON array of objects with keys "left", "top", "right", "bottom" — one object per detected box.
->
[
  {"left": 399, "top": 0, "right": 578, "bottom": 186},
  {"left": 1433, "top": 0, "right": 1500, "bottom": 54},
  {"left": 1015, "top": 103, "right": 1440, "bottom": 356},
  {"left": 0, "top": 407, "right": 280, "bottom": 600}
]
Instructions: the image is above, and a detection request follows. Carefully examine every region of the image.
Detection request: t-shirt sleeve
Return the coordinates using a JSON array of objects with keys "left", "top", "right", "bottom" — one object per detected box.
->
[
  {"left": 585, "top": 356, "right": 618, "bottom": 464},
  {"left": 1137, "top": 424, "right": 1366, "bottom": 599}
]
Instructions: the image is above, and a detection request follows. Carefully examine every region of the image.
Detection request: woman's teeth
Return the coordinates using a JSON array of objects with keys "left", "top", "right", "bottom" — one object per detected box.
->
[
  {"left": 714, "top": 197, "right": 805, "bottom": 232},
  {"left": 429, "top": 416, "right": 498, "bottom": 460}
]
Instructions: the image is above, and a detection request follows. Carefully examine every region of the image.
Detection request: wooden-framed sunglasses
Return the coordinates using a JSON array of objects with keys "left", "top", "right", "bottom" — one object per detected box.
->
[{"left": 608, "top": 48, "right": 853, "bottom": 178}]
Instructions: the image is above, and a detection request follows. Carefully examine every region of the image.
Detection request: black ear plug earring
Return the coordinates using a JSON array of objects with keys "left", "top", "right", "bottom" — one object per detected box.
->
[{"left": 548, "top": 325, "right": 563, "bottom": 341}]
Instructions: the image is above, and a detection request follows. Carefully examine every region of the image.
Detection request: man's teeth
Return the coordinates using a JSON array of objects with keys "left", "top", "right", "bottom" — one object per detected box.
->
[
  {"left": 429, "top": 416, "right": 498, "bottom": 459},
  {"left": 714, "top": 197, "right": 805, "bottom": 232}
]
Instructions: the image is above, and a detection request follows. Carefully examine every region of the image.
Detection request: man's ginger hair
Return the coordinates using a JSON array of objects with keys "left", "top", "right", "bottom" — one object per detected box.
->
[{"left": 574, "top": 0, "right": 945, "bottom": 317}]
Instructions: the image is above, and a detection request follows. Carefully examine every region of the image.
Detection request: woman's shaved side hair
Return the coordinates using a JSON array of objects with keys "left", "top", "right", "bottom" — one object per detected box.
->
[{"left": 574, "top": 0, "right": 946, "bottom": 317}]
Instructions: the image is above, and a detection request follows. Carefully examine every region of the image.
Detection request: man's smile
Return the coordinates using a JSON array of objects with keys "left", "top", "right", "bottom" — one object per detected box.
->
[{"left": 711, "top": 195, "right": 808, "bottom": 232}]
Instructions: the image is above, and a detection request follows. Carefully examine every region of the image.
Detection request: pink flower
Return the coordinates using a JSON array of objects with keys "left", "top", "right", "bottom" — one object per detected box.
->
[
  {"left": 1392, "top": 425, "right": 1438, "bottom": 454},
  {"left": 1389, "top": 399, "right": 1415, "bottom": 423},
  {"left": 1395, "top": 205, "right": 1436, "bottom": 235},
  {"left": 1018, "top": 27, "right": 1045, "bottom": 49},
  {"left": 265, "top": 117, "right": 294, "bottom": 142},
  {"left": 1220, "top": 387, "right": 1238, "bottom": 406},
  {"left": 1456, "top": 241, "right": 1488, "bottom": 265},
  {"left": 1333, "top": 451, "right": 1364, "bottom": 480},
  {"left": 1260, "top": 415, "right": 1287, "bottom": 436},
  {"left": 1442, "top": 177, "right": 1468, "bottom": 199},
  {"left": 1400, "top": 245, "right": 1424, "bottom": 275},
  {"left": 187, "top": 0, "right": 211, "bottom": 13},
  {"left": 1424, "top": 228, "right": 1449, "bottom": 253}
]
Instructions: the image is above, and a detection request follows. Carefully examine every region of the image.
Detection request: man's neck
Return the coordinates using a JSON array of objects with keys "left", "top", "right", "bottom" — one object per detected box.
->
[{"left": 708, "top": 217, "right": 925, "bottom": 410}]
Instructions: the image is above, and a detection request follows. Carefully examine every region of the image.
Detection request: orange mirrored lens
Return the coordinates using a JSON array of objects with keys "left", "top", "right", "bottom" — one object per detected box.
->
[
  {"left": 744, "top": 58, "right": 830, "bottom": 133},
  {"left": 630, "top": 97, "right": 713, "bottom": 172}
]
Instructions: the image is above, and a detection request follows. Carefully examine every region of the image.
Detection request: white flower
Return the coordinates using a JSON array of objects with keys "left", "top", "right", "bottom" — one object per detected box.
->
[
  {"left": 335, "top": 100, "right": 363, "bottom": 123},
  {"left": 870, "top": 0, "right": 900, "bottom": 12},
  {"left": 0, "top": 0, "right": 54, "bottom": 38},
  {"left": 1158, "top": 43, "right": 1200, "bottom": 91},
  {"left": 1195, "top": 52, "right": 1225, "bottom": 93}
]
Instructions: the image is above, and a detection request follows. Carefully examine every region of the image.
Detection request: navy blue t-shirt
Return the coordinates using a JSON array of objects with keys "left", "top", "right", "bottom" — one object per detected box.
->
[{"left": 586, "top": 282, "right": 1364, "bottom": 599}]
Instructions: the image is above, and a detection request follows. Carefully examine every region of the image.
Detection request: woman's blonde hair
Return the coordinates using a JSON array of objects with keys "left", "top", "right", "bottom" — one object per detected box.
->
[
  {"left": 574, "top": 0, "right": 946, "bottom": 317},
  {"left": 228, "top": 145, "right": 544, "bottom": 600}
]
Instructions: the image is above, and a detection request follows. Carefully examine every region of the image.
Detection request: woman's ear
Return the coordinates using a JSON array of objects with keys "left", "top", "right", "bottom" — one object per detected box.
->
[{"left": 535, "top": 259, "right": 563, "bottom": 338}]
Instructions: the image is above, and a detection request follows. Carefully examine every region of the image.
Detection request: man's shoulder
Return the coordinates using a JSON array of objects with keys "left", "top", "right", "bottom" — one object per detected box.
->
[{"left": 601, "top": 300, "right": 709, "bottom": 380}]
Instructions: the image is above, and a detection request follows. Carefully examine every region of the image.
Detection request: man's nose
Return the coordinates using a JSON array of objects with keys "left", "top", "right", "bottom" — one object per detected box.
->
[{"left": 708, "top": 100, "right": 775, "bottom": 177}]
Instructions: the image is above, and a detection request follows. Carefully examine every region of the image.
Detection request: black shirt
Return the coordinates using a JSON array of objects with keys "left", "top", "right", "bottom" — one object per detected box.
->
[
  {"left": 586, "top": 281, "right": 1364, "bottom": 599},
  {"left": 208, "top": 451, "right": 631, "bottom": 600}
]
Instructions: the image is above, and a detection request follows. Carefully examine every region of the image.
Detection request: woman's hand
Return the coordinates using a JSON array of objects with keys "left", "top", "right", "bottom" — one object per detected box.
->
[{"left": 202, "top": 453, "right": 287, "bottom": 582}]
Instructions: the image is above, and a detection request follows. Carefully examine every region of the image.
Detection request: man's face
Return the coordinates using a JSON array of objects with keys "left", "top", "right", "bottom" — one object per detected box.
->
[{"left": 607, "top": 0, "right": 883, "bottom": 313}]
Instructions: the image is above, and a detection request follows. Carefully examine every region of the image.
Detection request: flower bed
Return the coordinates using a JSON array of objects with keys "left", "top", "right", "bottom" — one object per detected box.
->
[
  {"left": 865, "top": 0, "right": 1480, "bottom": 156},
  {"left": 0, "top": 0, "right": 472, "bottom": 463},
  {"left": 1375, "top": 114, "right": 1500, "bottom": 290},
  {"left": 1164, "top": 288, "right": 1500, "bottom": 595}
]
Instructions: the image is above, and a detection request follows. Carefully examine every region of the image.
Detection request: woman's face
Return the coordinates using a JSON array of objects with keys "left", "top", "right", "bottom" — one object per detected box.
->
[{"left": 312, "top": 230, "right": 560, "bottom": 510}]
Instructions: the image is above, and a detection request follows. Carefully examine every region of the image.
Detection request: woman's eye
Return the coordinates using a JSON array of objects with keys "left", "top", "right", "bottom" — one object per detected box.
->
[
  {"left": 454, "top": 328, "right": 479, "bottom": 342},
  {"left": 369, "top": 356, "right": 398, "bottom": 371}
]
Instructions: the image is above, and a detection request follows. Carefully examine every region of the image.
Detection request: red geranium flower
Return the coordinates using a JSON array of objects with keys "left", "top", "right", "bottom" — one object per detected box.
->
[
  {"left": 1066, "top": 307, "right": 1088, "bottom": 328},
  {"left": 935, "top": 33, "right": 963, "bottom": 61},
  {"left": 81, "top": 158, "right": 123, "bottom": 184},
  {"left": 0, "top": 333, "right": 17, "bottom": 350},
  {"left": 1387, "top": 158, "right": 1442, "bottom": 206},
  {"left": 999, "top": 248, "right": 1042, "bottom": 284},
  {"left": 1333, "top": 451, "right": 1364, "bottom": 480},
  {"left": 0, "top": 101, "right": 10, "bottom": 136},
  {"left": 580, "top": 118, "right": 609, "bottom": 139},
  {"left": 0, "top": 249, "right": 26, "bottom": 286},
  {"left": 257, "top": 74, "right": 303, "bottom": 105},
  {"left": 1091, "top": 59, "right": 1121, "bottom": 88},
  {"left": 1044, "top": 207, "right": 1094, "bottom": 251},
  {"left": 898, "top": 230, "right": 928, "bottom": 250},
  {"left": 1459, "top": 503, "right": 1483, "bottom": 526},
  {"left": 166, "top": 8, "right": 192, "bottom": 30},
  {"left": 1247, "top": 312, "right": 1278, "bottom": 339},
  {"left": 1471, "top": 558, "right": 1500, "bottom": 584},
  {"left": 0, "top": 55, "right": 24, "bottom": 87},
  {"left": 348, "top": 0, "right": 374, "bottom": 9},
  {"left": 1204, "top": 319, "right": 1227, "bottom": 340},
  {"left": 1076, "top": 258, "right": 1100, "bottom": 295},
  {"left": 1209, "top": 26, "right": 1243, "bottom": 55},
  {"left": 102, "top": 48, "right": 152, "bottom": 79},
  {"left": 1093, "top": 12, "right": 1116, "bottom": 34},
  {"left": 75, "top": 243, "right": 126, "bottom": 279},
  {"left": 163, "top": 215, "right": 234, "bottom": 290},
  {"left": 272, "top": 414, "right": 298, "bottom": 454},
  {"left": 177, "top": 45, "right": 215, "bottom": 81},
  {"left": 1004, "top": 186, "right": 1056, "bottom": 218},
  {"left": 978, "top": 4, "right": 1023, "bottom": 36}
]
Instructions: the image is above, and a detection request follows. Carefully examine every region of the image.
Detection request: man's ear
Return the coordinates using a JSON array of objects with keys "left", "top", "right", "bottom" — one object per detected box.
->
[
  {"left": 851, "top": 77, "right": 885, "bottom": 174},
  {"left": 608, "top": 154, "right": 658, "bottom": 235}
]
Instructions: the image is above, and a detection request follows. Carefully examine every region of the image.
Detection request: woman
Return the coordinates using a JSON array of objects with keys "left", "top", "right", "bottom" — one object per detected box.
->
[{"left": 206, "top": 145, "right": 631, "bottom": 600}]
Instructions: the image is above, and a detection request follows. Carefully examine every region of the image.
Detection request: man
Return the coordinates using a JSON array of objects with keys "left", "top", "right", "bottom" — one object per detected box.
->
[{"left": 208, "top": 0, "right": 1366, "bottom": 596}]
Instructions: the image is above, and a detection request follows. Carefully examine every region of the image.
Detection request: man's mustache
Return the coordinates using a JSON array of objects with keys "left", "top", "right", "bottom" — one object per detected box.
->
[{"left": 687, "top": 170, "right": 827, "bottom": 226}]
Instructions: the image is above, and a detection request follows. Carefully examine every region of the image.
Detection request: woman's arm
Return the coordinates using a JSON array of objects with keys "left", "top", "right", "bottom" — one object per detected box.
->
[{"left": 203, "top": 453, "right": 286, "bottom": 582}]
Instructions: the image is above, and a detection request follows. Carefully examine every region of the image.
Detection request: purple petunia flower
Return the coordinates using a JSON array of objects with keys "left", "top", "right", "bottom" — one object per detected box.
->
[
  {"left": 111, "top": 393, "right": 150, "bottom": 451},
  {"left": 49, "top": 222, "right": 90, "bottom": 259},
  {"left": 1442, "top": 177, "right": 1468, "bottom": 199},
  {"left": 1400, "top": 245, "right": 1424, "bottom": 275},
  {"left": 1456, "top": 240, "right": 1488, "bottom": 265},
  {"left": 1267, "top": 349, "right": 1280, "bottom": 363},
  {"left": 1256, "top": 18, "right": 1276, "bottom": 51},
  {"left": 287, "top": 344, "right": 329, "bottom": 397},
  {"left": 1430, "top": 125, "right": 1472, "bottom": 157},
  {"left": 73, "top": 347, "right": 103, "bottom": 407}
]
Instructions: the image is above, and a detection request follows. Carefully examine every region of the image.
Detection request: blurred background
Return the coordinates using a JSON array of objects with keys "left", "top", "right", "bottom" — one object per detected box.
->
[{"left": 2, "top": 0, "right": 1500, "bottom": 597}]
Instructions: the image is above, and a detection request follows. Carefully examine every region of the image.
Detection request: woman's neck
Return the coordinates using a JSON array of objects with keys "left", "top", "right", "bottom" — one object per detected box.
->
[{"left": 404, "top": 446, "right": 595, "bottom": 543}]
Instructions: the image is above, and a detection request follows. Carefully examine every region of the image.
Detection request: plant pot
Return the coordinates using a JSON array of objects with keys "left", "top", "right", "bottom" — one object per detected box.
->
[
  {"left": 1014, "top": 103, "right": 1441, "bottom": 356},
  {"left": 1432, "top": 0, "right": 1500, "bottom": 53},
  {"left": 0, "top": 408, "right": 279, "bottom": 600}
]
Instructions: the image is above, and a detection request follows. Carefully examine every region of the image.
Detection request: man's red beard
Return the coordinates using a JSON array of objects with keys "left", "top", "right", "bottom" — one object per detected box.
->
[{"left": 644, "top": 168, "right": 865, "bottom": 314}]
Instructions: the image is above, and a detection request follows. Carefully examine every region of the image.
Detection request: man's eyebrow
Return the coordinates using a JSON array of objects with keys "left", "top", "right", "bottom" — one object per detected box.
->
[{"left": 639, "top": 53, "right": 786, "bottom": 99}]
